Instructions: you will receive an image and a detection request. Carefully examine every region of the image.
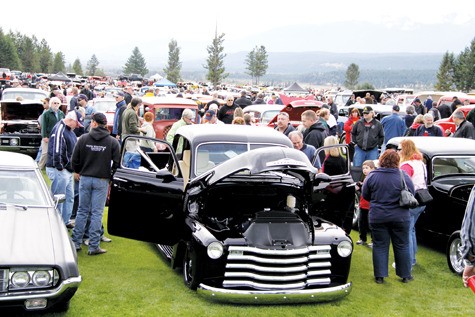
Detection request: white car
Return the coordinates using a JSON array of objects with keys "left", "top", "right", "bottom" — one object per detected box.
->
[{"left": 1, "top": 88, "right": 48, "bottom": 102}]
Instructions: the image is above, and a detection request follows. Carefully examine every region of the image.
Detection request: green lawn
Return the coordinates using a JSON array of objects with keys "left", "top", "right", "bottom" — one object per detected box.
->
[{"left": 33, "top": 208, "right": 468, "bottom": 317}]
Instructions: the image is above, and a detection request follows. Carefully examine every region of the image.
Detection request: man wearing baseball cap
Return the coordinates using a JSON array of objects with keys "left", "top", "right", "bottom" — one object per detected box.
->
[
  {"left": 350, "top": 106, "right": 384, "bottom": 167},
  {"left": 112, "top": 91, "right": 127, "bottom": 141},
  {"left": 71, "top": 112, "right": 120, "bottom": 255},
  {"left": 46, "top": 109, "right": 84, "bottom": 227}
]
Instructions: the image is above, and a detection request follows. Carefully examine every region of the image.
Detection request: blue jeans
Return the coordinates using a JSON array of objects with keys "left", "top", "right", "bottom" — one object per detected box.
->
[
  {"left": 409, "top": 205, "right": 426, "bottom": 266},
  {"left": 46, "top": 167, "right": 74, "bottom": 225},
  {"left": 353, "top": 146, "right": 379, "bottom": 167},
  {"left": 370, "top": 221, "right": 412, "bottom": 279},
  {"left": 72, "top": 176, "right": 109, "bottom": 252}
]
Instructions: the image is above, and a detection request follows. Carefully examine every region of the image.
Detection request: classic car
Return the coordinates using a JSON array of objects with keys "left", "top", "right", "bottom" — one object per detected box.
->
[
  {"left": 0, "top": 151, "right": 81, "bottom": 312},
  {"left": 387, "top": 136, "right": 475, "bottom": 275},
  {"left": 141, "top": 96, "right": 200, "bottom": 140},
  {"left": 436, "top": 94, "right": 475, "bottom": 109},
  {"left": 435, "top": 105, "right": 475, "bottom": 135},
  {"left": 242, "top": 104, "right": 282, "bottom": 125},
  {"left": 108, "top": 125, "right": 354, "bottom": 304},
  {"left": 266, "top": 99, "right": 324, "bottom": 129},
  {"left": 0, "top": 100, "right": 43, "bottom": 156},
  {"left": 0, "top": 88, "right": 48, "bottom": 102},
  {"left": 89, "top": 97, "right": 116, "bottom": 132}
]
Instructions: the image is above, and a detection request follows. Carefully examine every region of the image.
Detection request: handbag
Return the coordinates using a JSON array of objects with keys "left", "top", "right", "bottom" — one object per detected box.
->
[
  {"left": 415, "top": 166, "right": 433, "bottom": 205},
  {"left": 399, "top": 170, "right": 419, "bottom": 208}
]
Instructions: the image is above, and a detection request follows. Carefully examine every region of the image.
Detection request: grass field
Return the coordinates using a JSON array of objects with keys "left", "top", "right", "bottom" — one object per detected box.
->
[{"left": 18, "top": 207, "right": 466, "bottom": 317}]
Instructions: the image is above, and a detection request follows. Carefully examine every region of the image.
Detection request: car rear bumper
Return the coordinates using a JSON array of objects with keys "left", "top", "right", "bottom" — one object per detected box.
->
[{"left": 197, "top": 282, "right": 352, "bottom": 304}]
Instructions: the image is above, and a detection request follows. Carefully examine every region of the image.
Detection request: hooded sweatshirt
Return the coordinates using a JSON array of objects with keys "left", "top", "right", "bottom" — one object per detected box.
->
[
  {"left": 71, "top": 126, "right": 121, "bottom": 179},
  {"left": 303, "top": 120, "right": 328, "bottom": 149}
]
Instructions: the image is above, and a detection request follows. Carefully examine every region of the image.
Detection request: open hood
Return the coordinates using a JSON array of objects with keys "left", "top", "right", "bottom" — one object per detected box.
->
[{"left": 190, "top": 147, "right": 318, "bottom": 188}]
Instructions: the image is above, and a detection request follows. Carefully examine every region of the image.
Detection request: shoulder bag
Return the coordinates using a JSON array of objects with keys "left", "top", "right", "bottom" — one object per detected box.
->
[
  {"left": 399, "top": 170, "right": 419, "bottom": 208},
  {"left": 415, "top": 164, "right": 433, "bottom": 205}
]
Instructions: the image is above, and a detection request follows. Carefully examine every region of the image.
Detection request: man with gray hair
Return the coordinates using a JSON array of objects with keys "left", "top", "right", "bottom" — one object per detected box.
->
[
  {"left": 166, "top": 108, "right": 195, "bottom": 143},
  {"left": 415, "top": 113, "right": 443, "bottom": 136},
  {"left": 288, "top": 131, "right": 321, "bottom": 171},
  {"left": 445, "top": 110, "right": 475, "bottom": 139}
]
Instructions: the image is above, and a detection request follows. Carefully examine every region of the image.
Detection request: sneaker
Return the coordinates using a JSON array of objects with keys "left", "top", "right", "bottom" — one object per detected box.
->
[
  {"left": 66, "top": 222, "right": 75, "bottom": 229},
  {"left": 402, "top": 276, "right": 414, "bottom": 283},
  {"left": 392, "top": 262, "right": 396, "bottom": 269},
  {"left": 88, "top": 248, "right": 107, "bottom": 256},
  {"left": 83, "top": 239, "right": 90, "bottom": 246},
  {"left": 101, "top": 236, "right": 112, "bottom": 243},
  {"left": 356, "top": 240, "right": 366, "bottom": 245}
]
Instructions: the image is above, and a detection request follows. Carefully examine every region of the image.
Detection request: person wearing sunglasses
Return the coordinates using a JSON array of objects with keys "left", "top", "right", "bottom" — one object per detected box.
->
[{"left": 39, "top": 97, "right": 65, "bottom": 169}]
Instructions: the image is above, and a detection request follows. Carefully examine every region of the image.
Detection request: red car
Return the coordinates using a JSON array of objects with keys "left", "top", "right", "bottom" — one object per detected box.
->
[
  {"left": 435, "top": 105, "right": 475, "bottom": 135},
  {"left": 267, "top": 99, "right": 324, "bottom": 128},
  {"left": 142, "top": 96, "right": 200, "bottom": 139},
  {"left": 436, "top": 94, "right": 475, "bottom": 108},
  {"left": 89, "top": 98, "right": 116, "bottom": 133}
]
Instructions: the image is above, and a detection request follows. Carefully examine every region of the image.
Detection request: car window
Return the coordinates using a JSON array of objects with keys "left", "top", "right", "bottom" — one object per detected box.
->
[
  {"left": 0, "top": 170, "right": 49, "bottom": 205},
  {"left": 153, "top": 108, "right": 194, "bottom": 121},
  {"left": 121, "top": 137, "right": 173, "bottom": 173},
  {"left": 432, "top": 156, "right": 475, "bottom": 178},
  {"left": 261, "top": 110, "right": 280, "bottom": 124},
  {"left": 93, "top": 100, "right": 116, "bottom": 112},
  {"left": 2, "top": 91, "right": 47, "bottom": 101}
]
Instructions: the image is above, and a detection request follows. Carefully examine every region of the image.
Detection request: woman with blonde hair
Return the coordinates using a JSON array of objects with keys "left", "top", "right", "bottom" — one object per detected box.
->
[
  {"left": 321, "top": 136, "right": 347, "bottom": 175},
  {"left": 398, "top": 139, "right": 427, "bottom": 267}
]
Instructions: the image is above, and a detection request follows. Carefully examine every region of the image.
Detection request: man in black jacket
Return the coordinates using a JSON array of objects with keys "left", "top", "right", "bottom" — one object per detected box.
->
[
  {"left": 301, "top": 109, "right": 328, "bottom": 149},
  {"left": 71, "top": 112, "right": 120, "bottom": 255},
  {"left": 446, "top": 110, "right": 475, "bottom": 139},
  {"left": 351, "top": 106, "right": 384, "bottom": 167},
  {"left": 235, "top": 90, "right": 252, "bottom": 109}
]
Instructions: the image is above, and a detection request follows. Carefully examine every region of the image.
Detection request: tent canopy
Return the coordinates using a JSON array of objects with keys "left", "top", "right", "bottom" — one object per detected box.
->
[
  {"left": 283, "top": 82, "right": 307, "bottom": 93},
  {"left": 150, "top": 73, "right": 163, "bottom": 81},
  {"left": 48, "top": 72, "right": 72, "bottom": 82},
  {"left": 154, "top": 78, "right": 177, "bottom": 87}
]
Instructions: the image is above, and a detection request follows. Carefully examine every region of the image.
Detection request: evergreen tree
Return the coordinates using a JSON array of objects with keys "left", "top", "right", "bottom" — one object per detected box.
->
[
  {"left": 453, "top": 37, "right": 475, "bottom": 93},
  {"left": 434, "top": 52, "right": 456, "bottom": 91},
  {"left": 86, "top": 54, "right": 100, "bottom": 76},
  {"left": 344, "top": 63, "right": 360, "bottom": 89},
  {"left": 163, "top": 39, "right": 182, "bottom": 84},
  {"left": 52, "top": 52, "right": 66, "bottom": 73},
  {"left": 245, "top": 45, "right": 268, "bottom": 85},
  {"left": 356, "top": 82, "right": 374, "bottom": 90},
  {"left": 123, "top": 47, "right": 148, "bottom": 76},
  {"left": 0, "top": 29, "right": 21, "bottom": 69},
  {"left": 14, "top": 34, "right": 39, "bottom": 72},
  {"left": 73, "top": 58, "right": 83, "bottom": 75},
  {"left": 204, "top": 32, "right": 227, "bottom": 88},
  {"left": 38, "top": 39, "right": 53, "bottom": 73}
]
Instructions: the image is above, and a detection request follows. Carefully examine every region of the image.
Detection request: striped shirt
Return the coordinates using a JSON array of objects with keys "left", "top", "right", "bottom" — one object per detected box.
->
[{"left": 460, "top": 185, "right": 475, "bottom": 264}]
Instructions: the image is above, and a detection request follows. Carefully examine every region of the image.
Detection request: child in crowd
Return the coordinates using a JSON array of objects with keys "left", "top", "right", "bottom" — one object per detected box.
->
[{"left": 356, "top": 160, "right": 376, "bottom": 246}]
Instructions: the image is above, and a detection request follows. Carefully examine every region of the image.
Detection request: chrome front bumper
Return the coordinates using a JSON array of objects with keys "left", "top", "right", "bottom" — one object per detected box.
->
[
  {"left": 0, "top": 276, "right": 81, "bottom": 305},
  {"left": 197, "top": 282, "right": 352, "bottom": 304}
]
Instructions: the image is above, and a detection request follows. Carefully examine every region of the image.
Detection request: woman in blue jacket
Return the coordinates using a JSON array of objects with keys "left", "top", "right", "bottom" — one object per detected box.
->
[{"left": 362, "top": 150, "right": 414, "bottom": 284}]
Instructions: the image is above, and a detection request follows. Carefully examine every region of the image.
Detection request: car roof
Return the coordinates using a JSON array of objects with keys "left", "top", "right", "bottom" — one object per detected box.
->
[
  {"left": 141, "top": 96, "right": 198, "bottom": 107},
  {"left": 387, "top": 136, "right": 475, "bottom": 156},
  {"left": 0, "top": 151, "right": 37, "bottom": 169},
  {"left": 243, "top": 104, "right": 283, "bottom": 113},
  {"left": 176, "top": 124, "right": 293, "bottom": 147}
]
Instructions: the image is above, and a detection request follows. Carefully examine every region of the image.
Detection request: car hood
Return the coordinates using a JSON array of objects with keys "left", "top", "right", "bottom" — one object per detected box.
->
[
  {"left": 190, "top": 147, "right": 317, "bottom": 188},
  {"left": 1, "top": 101, "right": 44, "bottom": 121},
  {"left": 0, "top": 205, "right": 62, "bottom": 265}
]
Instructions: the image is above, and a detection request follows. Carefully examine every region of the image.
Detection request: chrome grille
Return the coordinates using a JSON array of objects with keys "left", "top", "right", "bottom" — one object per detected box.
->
[
  {"left": 0, "top": 269, "right": 8, "bottom": 292},
  {"left": 223, "top": 245, "right": 332, "bottom": 290}
]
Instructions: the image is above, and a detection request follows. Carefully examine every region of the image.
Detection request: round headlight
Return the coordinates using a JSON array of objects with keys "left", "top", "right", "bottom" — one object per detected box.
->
[
  {"left": 32, "top": 271, "right": 51, "bottom": 287},
  {"left": 207, "top": 241, "right": 224, "bottom": 259},
  {"left": 337, "top": 240, "right": 353, "bottom": 257},
  {"left": 10, "top": 139, "right": 19, "bottom": 146},
  {"left": 12, "top": 271, "right": 30, "bottom": 288}
]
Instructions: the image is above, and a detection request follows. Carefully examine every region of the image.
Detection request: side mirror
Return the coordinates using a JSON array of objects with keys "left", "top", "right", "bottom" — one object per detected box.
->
[{"left": 53, "top": 194, "right": 66, "bottom": 208}]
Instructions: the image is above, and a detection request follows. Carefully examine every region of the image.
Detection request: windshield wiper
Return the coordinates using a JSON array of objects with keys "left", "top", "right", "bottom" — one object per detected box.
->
[{"left": 0, "top": 202, "right": 28, "bottom": 210}]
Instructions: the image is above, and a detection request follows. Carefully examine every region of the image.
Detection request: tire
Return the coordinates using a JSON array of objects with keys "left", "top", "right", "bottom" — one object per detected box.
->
[
  {"left": 447, "top": 231, "right": 464, "bottom": 275},
  {"left": 183, "top": 242, "right": 202, "bottom": 290},
  {"left": 352, "top": 193, "right": 360, "bottom": 229}
]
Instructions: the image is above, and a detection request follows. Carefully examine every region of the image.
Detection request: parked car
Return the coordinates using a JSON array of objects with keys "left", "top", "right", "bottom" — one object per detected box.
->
[
  {"left": 436, "top": 94, "right": 475, "bottom": 109},
  {"left": 0, "top": 100, "right": 43, "bottom": 156},
  {"left": 266, "top": 99, "right": 325, "bottom": 129},
  {"left": 89, "top": 98, "right": 116, "bottom": 132},
  {"left": 435, "top": 105, "right": 475, "bottom": 135},
  {"left": 243, "top": 104, "right": 282, "bottom": 125},
  {"left": 1, "top": 88, "right": 48, "bottom": 102},
  {"left": 387, "top": 136, "right": 475, "bottom": 275},
  {"left": 141, "top": 96, "right": 200, "bottom": 140},
  {"left": 107, "top": 125, "right": 354, "bottom": 304},
  {"left": 0, "top": 151, "right": 81, "bottom": 312}
]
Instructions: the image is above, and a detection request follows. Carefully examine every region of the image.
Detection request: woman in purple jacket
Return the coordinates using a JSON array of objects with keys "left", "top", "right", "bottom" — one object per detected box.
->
[{"left": 362, "top": 150, "right": 414, "bottom": 284}]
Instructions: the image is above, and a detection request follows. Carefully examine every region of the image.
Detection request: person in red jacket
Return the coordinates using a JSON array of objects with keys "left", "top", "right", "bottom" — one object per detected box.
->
[
  {"left": 344, "top": 108, "right": 360, "bottom": 161},
  {"left": 356, "top": 160, "right": 376, "bottom": 246}
]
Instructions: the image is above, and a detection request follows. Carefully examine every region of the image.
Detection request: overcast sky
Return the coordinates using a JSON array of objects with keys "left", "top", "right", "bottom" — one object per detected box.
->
[{"left": 2, "top": 0, "right": 475, "bottom": 67}]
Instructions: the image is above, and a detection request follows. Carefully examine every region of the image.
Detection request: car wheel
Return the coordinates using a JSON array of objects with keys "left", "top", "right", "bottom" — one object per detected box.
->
[
  {"left": 183, "top": 242, "right": 202, "bottom": 290},
  {"left": 447, "top": 231, "right": 464, "bottom": 275},
  {"left": 353, "top": 193, "right": 360, "bottom": 229}
]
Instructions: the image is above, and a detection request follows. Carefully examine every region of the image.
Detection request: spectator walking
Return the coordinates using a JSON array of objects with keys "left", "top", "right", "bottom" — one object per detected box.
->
[
  {"left": 301, "top": 109, "right": 328, "bottom": 149},
  {"left": 234, "top": 90, "right": 252, "bottom": 109},
  {"left": 380, "top": 105, "right": 407, "bottom": 152},
  {"left": 39, "top": 97, "right": 64, "bottom": 169},
  {"left": 218, "top": 95, "right": 239, "bottom": 124},
  {"left": 252, "top": 93, "right": 266, "bottom": 105},
  {"left": 362, "top": 150, "right": 414, "bottom": 284},
  {"left": 351, "top": 106, "right": 384, "bottom": 167},
  {"left": 413, "top": 98, "right": 426, "bottom": 115},
  {"left": 326, "top": 96, "right": 339, "bottom": 121},
  {"left": 356, "top": 159, "right": 376, "bottom": 246},
  {"left": 398, "top": 139, "right": 427, "bottom": 267},
  {"left": 404, "top": 105, "right": 416, "bottom": 128},
  {"left": 69, "top": 86, "right": 79, "bottom": 111},
  {"left": 445, "top": 110, "right": 475, "bottom": 139},
  {"left": 46, "top": 109, "right": 84, "bottom": 226},
  {"left": 122, "top": 97, "right": 142, "bottom": 141},
  {"left": 274, "top": 112, "right": 295, "bottom": 136},
  {"left": 438, "top": 100, "right": 452, "bottom": 119},
  {"left": 451, "top": 96, "right": 463, "bottom": 113},
  {"left": 415, "top": 113, "right": 443, "bottom": 136},
  {"left": 112, "top": 91, "right": 127, "bottom": 140},
  {"left": 71, "top": 112, "right": 120, "bottom": 255}
]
